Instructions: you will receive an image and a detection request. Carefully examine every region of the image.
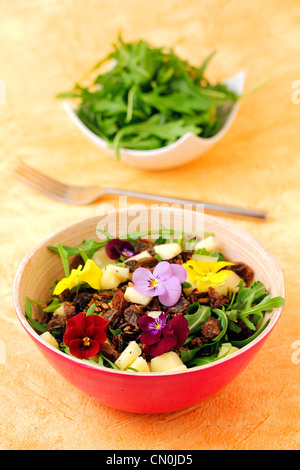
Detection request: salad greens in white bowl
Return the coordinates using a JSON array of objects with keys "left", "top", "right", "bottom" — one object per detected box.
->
[{"left": 59, "top": 37, "right": 246, "bottom": 170}]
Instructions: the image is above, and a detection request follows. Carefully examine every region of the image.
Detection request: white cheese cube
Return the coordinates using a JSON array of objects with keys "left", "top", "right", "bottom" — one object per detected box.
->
[
  {"left": 105, "top": 264, "right": 130, "bottom": 282},
  {"left": 194, "top": 236, "right": 215, "bottom": 252},
  {"left": 92, "top": 247, "right": 112, "bottom": 268},
  {"left": 147, "top": 311, "right": 162, "bottom": 319},
  {"left": 183, "top": 280, "right": 197, "bottom": 297},
  {"left": 212, "top": 282, "right": 228, "bottom": 296},
  {"left": 126, "top": 356, "right": 150, "bottom": 372},
  {"left": 191, "top": 254, "right": 218, "bottom": 263},
  {"left": 124, "top": 286, "right": 152, "bottom": 306},
  {"left": 154, "top": 243, "right": 182, "bottom": 260},
  {"left": 114, "top": 341, "right": 142, "bottom": 370},
  {"left": 100, "top": 271, "right": 120, "bottom": 290},
  {"left": 150, "top": 351, "right": 185, "bottom": 372},
  {"left": 217, "top": 344, "right": 239, "bottom": 358},
  {"left": 125, "top": 250, "right": 151, "bottom": 262},
  {"left": 40, "top": 331, "right": 59, "bottom": 349},
  {"left": 225, "top": 271, "right": 244, "bottom": 293}
]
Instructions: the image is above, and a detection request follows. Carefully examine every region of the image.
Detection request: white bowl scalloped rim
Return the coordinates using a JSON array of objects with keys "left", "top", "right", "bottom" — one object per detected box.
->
[{"left": 63, "top": 71, "right": 245, "bottom": 170}]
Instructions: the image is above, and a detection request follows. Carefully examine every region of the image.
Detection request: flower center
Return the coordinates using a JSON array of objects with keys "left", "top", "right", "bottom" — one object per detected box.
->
[
  {"left": 121, "top": 248, "right": 134, "bottom": 257},
  {"left": 82, "top": 337, "right": 91, "bottom": 347},
  {"left": 150, "top": 278, "right": 159, "bottom": 287},
  {"left": 154, "top": 323, "right": 161, "bottom": 329}
]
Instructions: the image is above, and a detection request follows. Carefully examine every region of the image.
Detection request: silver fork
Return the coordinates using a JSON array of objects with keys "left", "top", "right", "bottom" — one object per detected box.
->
[{"left": 14, "top": 160, "right": 267, "bottom": 219}]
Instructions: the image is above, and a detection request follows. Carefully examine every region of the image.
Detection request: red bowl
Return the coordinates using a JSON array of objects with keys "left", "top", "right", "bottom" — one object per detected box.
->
[{"left": 13, "top": 208, "right": 285, "bottom": 413}]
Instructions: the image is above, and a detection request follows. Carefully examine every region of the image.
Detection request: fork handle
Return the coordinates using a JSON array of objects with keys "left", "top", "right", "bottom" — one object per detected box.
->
[{"left": 104, "top": 188, "right": 267, "bottom": 219}]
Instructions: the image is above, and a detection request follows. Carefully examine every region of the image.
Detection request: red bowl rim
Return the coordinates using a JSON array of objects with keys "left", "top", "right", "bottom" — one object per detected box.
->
[{"left": 12, "top": 210, "right": 285, "bottom": 377}]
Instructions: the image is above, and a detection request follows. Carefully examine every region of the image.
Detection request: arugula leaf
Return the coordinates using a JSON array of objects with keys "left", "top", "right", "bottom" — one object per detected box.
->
[
  {"left": 232, "top": 281, "right": 268, "bottom": 311},
  {"left": 56, "top": 242, "right": 70, "bottom": 277},
  {"left": 60, "top": 342, "right": 105, "bottom": 367},
  {"left": 180, "top": 347, "right": 200, "bottom": 363},
  {"left": 109, "top": 327, "right": 122, "bottom": 336},
  {"left": 231, "top": 320, "right": 271, "bottom": 348},
  {"left": 184, "top": 303, "right": 211, "bottom": 336},
  {"left": 85, "top": 303, "right": 96, "bottom": 316},
  {"left": 237, "top": 295, "right": 284, "bottom": 327},
  {"left": 24, "top": 297, "right": 48, "bottom": 334},
  {"left": 193, "top": 247, "right": 225, "bottom": 261},
  {"left": 42, "top": 297, "right": 62, "bottom": 313},
  {"left": 226, "top": 281, "right": 284, "bottom": 331},
  {"left": 181, "top": 281, "right": 192, "bottom": 289},
  {"left": 99, "top": 354, "right": 120, "bottom": 369},
  {"left": 57, "top": 36, "right": 243, "bottom": 159},
  {"left": 211, "top": 309, "right": 229, "bottom": 342},
  {"left": 48, "top": 239, "right": 107, "bottom": 260},
  {"left": 184, "top": 342, "right": 221, "bottom": 367}
]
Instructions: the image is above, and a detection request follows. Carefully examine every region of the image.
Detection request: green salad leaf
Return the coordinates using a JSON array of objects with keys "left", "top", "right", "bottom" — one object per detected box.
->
[
  {"left": 24, "top": 297, "right": 48, "bottom": 334},
  {"left": 57, "top": 35, "right": 242, "bottom": 159},
  {"left": 184, "top": 303, "right": 211, "bottom": 336}
]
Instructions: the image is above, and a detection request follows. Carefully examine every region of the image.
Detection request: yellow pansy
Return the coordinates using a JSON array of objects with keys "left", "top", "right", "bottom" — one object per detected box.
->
[
  {"left": 53, "top": 259, "right": 103, "bottom": 295},
  {"left": 183, "top": 260, "right": 233, "bottom": 292}
]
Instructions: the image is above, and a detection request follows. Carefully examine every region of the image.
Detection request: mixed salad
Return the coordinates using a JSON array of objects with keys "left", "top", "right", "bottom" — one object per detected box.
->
[{"left": 25, "top": 229, "right": 284, "bottom": 373}]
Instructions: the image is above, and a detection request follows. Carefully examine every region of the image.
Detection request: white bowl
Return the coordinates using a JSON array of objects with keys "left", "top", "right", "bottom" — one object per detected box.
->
[{"left": 63, "top": 71, "right": 245, "bottom": 170}]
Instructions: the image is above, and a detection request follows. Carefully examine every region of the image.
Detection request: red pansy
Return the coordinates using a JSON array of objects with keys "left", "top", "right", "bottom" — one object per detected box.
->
[{"left": 63, "top": 312, "right": 107, "bottom": 359}]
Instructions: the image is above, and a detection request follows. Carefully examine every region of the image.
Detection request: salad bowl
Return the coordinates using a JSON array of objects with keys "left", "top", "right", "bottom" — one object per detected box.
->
[
  {"left": 13, "top": 207, "right": 284, "bottom": 413},
  {"left": 63, "top": 72, "right": 245, "bottom": 170}
]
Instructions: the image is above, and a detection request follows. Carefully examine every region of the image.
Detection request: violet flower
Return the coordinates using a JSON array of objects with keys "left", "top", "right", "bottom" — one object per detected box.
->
[
  {"left": 132, "top": 261, "right": 187, "bottom": 307},
  {"left": 138, "top": 312, "right": 189, "bottom": 357},
  {"left": 105, "top": 238, "right": 136, "bottom": 260}
]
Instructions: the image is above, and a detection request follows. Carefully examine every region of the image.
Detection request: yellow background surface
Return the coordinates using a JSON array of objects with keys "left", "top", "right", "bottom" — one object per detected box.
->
[{"left": 1, "top": 0, "right": 299, "bottom": 450}]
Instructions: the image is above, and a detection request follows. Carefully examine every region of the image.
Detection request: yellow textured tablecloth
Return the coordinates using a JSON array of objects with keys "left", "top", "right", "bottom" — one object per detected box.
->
[{"left": 1, "top": 0, "right": 299, "bottom": 450}]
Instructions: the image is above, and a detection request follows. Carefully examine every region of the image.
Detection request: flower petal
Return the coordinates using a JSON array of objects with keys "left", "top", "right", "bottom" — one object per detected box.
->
[
  {"left": 153, "top": 261, "right": 173, "bottom": 282},
  {"left": 63, "top": 326, "right": 85, "bottom": 346},
  {"left": 105, "top": 239, "right": 124, "bottom": 259},
  {"left": 68, "top": 338, "right": 100, "bottom": 359},
  {"left": 105, "top": 239, "right": 135, "bottom": 260},
  {"left": 85, "top": 314, "right": 107, "bottom": 330},
  {"left": 132, "top": 267, "right": 153, "bottom": 285},
  {"left": 169, "top": 263, "right": 187, "bottom": 283},
  {"left": 132, "top": 267, "right": 160, "bottom": 296},
  {"left": 158, "top": 275, "right": 182, "bottom": 307},
  {"left": 211, "top": 261, "right": 234, "bottom": 273},
  {"left": 140, "top": 329, "right": 162, "bottom": 345},
  {"left": 53, "top": 260, "right": 102, "bottom": 295},
  {"left": 64, "top": 311, "right": 86, "bottom": 331},
  {"left": 119, "top": 241, "right": 136, "bottom": 257},
  {"left": 168, "top": 314, "right": 189, "bottom": 349},
  {"left": 79, "top": 259, "right": 103, "bottom": 290},
  {"left": 63, "top": 312, "right": 107, "bottom": 354},
  {"left": 206, "top": 270, "right": 232, "bottom": 284},
  {"left": 138, "top": 314, "right": 157, "bottom": 331},
  {"left": 143, "top": 330, "right": 177, "bottom": 357}
]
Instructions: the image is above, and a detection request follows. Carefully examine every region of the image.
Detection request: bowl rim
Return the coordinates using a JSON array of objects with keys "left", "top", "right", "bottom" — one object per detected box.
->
[
  {"left": 13, "top": 209, "right": 285, "bottom": 377},
  {"left": 63, "top": 71, "right": 245, "bottom": 159}
]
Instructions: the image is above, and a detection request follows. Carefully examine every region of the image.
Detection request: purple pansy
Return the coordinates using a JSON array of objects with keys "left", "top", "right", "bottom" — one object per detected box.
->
[
  {"left": 132, "top": 261, "right": 187, "bottom": 307},
  {"left": 105, "top": 238, "right": 136, "bottom": 260},
  {"left": 138, "top": 312, "right": 189, "bottom": 357}
]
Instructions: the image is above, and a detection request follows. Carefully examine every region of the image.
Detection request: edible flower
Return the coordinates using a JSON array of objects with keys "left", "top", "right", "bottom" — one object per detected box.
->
[
  {"left": 132, "top": 261, "right": 187, "bottom": 307},
  {"left": 138, "top": 312, "right": 189, "bottom": 357},
  {"left": 105, "top": 238, "right": 136, "bottom": 260},
  {"left": 63, "top": 312, "right": 107, "bottom": 359},
  {"left": 53, "top": 259, "right": 103, "bottom": 295},
  {"left": 183, "top": 260, "right": 233, "bottom": 292}
]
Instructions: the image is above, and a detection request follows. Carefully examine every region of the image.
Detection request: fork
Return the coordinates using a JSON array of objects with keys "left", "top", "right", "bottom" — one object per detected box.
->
[{"left": 14, "top": 161, "right": 267, "bottom": 219}]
